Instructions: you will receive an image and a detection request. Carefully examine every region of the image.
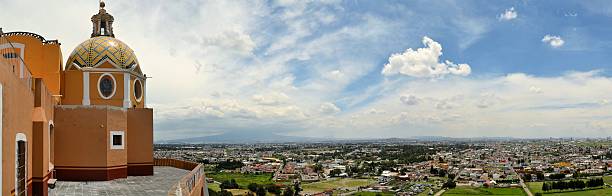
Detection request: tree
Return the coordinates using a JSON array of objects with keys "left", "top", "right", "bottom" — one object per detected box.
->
[
  {"left": 523, "top": 174, "right": 532, "bottom": 182},
  {"left": 329, "top": 169, "right": 342, "bottom": 177},
  {"left": 536, "top": 173, "right": 545, "bottom": 181},
  {"left": 293, "top": 181, "right": 302, "bottom": 195},
  {"left": 283, "top": 187, "right": 294, "bottom": 196},
  {"left": 248, "top": 183, "right": 259, "bottom": 192},
  {"left": 313, "top": 163, "right": 323, "bottom": 172},
  {"left": 542, "top": 182, "right": 550, "bottom": 192},
  {"left": 438, "top": 169, "right": 447, "bottom": 177},
  {"left": 267, "top": 184, "right": 282, "bottom": 195},
  {"left": 256, "top": 186, "right": 267, "bottom": 196},
  {"left": 442, "top": 179, "right": 456, "bottom": 189},
  {"left": 430, "top": 166, "right": 437, "bottom": 174}
]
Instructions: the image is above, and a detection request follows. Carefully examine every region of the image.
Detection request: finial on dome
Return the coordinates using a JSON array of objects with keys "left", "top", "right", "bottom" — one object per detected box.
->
[{"left": 100, "top": 1, "right": 106, "bottom": 9}]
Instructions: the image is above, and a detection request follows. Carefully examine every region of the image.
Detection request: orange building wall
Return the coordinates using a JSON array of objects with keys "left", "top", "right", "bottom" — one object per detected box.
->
[
  {"left": 61, "top": 70, "right": 83, "bottom": 105},
  {"left": 4, "top": 35, "right": 63, "bottom": 95},
  {"left": 106, "top": 108, "right": 127, "bottom": 166},
  {"left": 0, "top": 51, "right": 35, "bottom": 195},
  {"left": 127, "top": 108, "right": 153, "bottom": 175},
  {"left": 53, "top": 105, "right": 129, "bottom": 181},
  {"left": 54, "top": 106, "right": 108, "bottom": 167},
  {"left": 89, "top": 71, "right": 124, "bottom": 107}
]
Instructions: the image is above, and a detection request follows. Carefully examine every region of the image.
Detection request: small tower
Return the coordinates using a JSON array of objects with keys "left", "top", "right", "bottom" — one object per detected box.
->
[{"left": 91, "top": 1, "right": 115, "bottom": 37}]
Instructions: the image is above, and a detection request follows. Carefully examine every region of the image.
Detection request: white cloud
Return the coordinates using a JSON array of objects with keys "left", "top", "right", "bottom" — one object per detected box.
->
[
  {"left": 498, "top": 7, "right": 518, "bottom": 21},
  {"left": 542, "top": 35, "right": 565, "bottom": 48},
  {"left": 381, "top": 37, "right": 471, "bottom": 78},
  {"left": 202, "top": 29, "right": 256, "bottom": 55},
  {"left": 399, "top": 94, "right": 419, "bottom": 105},
  {"left": 529, "top": 86, "right": 542, "bottom": 93},
  {"left": 319, "top": 102, "right": 341, "bottom": 114}
]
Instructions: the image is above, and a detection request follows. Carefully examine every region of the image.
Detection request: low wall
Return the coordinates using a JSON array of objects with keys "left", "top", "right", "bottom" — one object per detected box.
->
[{"left": 154, "top": 158, "right": 208, "bottom": 196}]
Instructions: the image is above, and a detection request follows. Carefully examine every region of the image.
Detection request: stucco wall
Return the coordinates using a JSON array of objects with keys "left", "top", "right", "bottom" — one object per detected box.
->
[
  {"left": 106, "top": 108, "right": 127, "bottom": 167},
  {"left": 54, "top": 106, "right": 108, "bottom": 167},
  {"left": 4, "top": 35, "right": 63, "bottom": 95},
  {"left": 0, "top": 49, "right": 35, "bottom": 195},
  {"left": 61, "top": 70, "right": 83, "bottom": 105},
  {"left": 127, "top": 108, "right": 153, "bottom": 164}
]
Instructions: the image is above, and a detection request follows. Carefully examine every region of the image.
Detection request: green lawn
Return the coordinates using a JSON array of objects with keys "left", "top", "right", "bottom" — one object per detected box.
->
[
  {"left": 207, "top": 172, "right": 274, "bottom": 188},
  {"left": 443, "top": 187, "right": 526, "bottom": 195},
  {"left": 209, "top": 183, "right": 221, "bottom": 192},
  {"left": 302, "top": 178, "right": 376, "bottom": 194},
  {"left": 604, "top": 176, "right": 612, "bottom": 185},
  {"left": 527, "top": 181, "right": 612, "bottom": 196}
]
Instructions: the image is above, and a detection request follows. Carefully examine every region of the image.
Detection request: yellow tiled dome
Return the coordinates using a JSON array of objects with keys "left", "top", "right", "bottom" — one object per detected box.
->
[{"left": 66, "top": 36, "right": 138, "bottom": 70}]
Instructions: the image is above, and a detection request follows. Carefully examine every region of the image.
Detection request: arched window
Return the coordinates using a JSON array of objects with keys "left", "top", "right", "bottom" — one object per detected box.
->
[{"left": 16, "top": 133, "right": 27, "bottom": 196}]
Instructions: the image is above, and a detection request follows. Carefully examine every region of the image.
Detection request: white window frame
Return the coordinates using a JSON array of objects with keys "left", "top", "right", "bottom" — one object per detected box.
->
[
  {"left": 110, "top": 131, "right": 124, "bottom": 150},
  {"left": 15, "top": 133, "right": 27, "bottom": 196},
  {"left": 97, "top": 73, "right": 117, "bottom": 99},
  {"left": 48, "top": 120, "right": 54, "bottom": 170},
  {"left": 133, "top": 78, "right": 143, "bottom": 102}
]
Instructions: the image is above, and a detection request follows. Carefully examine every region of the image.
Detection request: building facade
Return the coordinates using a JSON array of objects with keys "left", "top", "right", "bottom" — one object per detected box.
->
[{"left": 0, "top": 1, "right": 153, "bottom": 195}]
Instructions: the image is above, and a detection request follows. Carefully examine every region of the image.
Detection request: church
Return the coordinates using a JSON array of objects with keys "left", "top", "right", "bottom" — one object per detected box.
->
[{"left": 0, "top": 1, "right": 155, "bottom": 195}]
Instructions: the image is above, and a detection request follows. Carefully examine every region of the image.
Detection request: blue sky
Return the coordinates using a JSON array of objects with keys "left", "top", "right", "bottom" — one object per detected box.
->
[{"left": 2, "top": 0, "right": 612, "bottom": 139}]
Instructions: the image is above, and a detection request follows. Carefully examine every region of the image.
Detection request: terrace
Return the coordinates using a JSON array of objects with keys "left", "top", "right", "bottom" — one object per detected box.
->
[{"left": 50, "top": 159, "right": 208, "bottom": 196}]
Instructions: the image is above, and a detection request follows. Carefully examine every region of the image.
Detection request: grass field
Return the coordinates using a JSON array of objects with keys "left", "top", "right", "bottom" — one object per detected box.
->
[
  {"left": 604, "top": 176, "right": 612, "bottom": 185},
  {"left": 207, "top": 172, "right": 274, "bottom": 188},
  {"left": 301, "top": 178, "right": 376, "bottom": 194},
  {"left": 527, "top": 181, "right": 612, "bottom": 196},
  {"left": 442, "top": 187, "right": 526, "bottom": 195}
]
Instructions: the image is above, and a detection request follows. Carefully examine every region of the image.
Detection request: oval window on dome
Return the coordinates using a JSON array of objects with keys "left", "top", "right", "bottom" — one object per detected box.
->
[
  {"left": 98, "top": 74, "right": 116, "bottom": 99},
  {"left": 134, "top": 79, "right": 143, "bottom": 102}
]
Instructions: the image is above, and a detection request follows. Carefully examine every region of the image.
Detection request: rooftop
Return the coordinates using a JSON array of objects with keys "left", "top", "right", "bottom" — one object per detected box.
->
[{"left": 50, "top": 166, "right": 189, "bottom": 196}]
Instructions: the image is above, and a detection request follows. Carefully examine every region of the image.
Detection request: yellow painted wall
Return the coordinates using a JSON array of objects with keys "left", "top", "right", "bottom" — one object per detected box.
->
[{"left": 4, "top": 35, "right": 63, "bottom": 96}]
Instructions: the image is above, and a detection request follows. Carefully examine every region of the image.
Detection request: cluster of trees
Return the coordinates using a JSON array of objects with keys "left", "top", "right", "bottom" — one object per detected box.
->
[
  {"left": 216, "top": 160, "right": 245, "bottom": 171},
  {"left": 209, "top": 189, "right": 233, "bottom": 196},
  {"left": 220, "top": 179, "right": 240, "bottom": 189},
  {"left": 442, "top": 179, "right": 457, "bottom": 189},
  {"left": 541, "top": 178, "right": 605, "bottom": 191},
  {"left": 430, "top": 166, "right": 447, "bottom": 177},
  {"left": 247, "top": 182, "right": 301, "bottom": 196},
  {"left": 378, "top": 145, "right": 436, "bottom": 164}
]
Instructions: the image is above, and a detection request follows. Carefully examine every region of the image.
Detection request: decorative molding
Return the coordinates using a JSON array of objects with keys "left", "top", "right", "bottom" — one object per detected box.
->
[{"left": 0, "top": 31, "right": 60, "bottom": 45}]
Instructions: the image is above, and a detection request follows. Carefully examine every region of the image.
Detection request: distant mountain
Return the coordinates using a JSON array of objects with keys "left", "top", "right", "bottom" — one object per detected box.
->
[{"left": 158, "top": 132, "right": 323, "bottom": 144}]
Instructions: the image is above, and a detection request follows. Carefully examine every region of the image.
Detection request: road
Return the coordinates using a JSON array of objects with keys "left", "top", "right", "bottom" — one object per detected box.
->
[{"left": 514, "top": 169, "right": 533, "bottom": 196}]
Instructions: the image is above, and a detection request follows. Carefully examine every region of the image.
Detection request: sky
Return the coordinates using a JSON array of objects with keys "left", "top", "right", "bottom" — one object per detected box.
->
[{"left": 2, "top": 0, "right": 612, "bottom": 140}]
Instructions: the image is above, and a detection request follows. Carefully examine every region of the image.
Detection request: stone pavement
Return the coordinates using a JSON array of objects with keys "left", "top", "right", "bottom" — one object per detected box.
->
[{"left": 50, "top": 166, "right": 189, "bottom": 196}]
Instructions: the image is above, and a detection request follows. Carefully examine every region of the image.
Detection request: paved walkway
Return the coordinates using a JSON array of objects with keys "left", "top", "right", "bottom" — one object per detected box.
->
[{"left": 51, "top": 166, "right": 189, "bottom": 196}]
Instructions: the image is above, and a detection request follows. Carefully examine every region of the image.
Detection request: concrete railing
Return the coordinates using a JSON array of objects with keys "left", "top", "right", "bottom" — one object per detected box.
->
[{"left": 154, "top": 158, "right": 208, "bottom": 196}]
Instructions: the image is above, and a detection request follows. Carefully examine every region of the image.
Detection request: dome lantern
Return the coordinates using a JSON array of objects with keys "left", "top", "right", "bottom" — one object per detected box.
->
[{"left": 91, "top": 0, "right": 115, "bottom": 38}]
